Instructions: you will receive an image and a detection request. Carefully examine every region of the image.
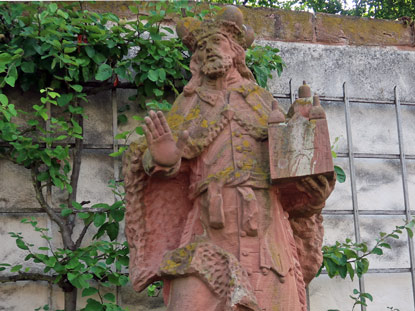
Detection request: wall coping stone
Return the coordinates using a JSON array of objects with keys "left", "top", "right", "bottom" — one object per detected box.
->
[{"left": 83, "top": 1, "right": 415, "bottom": 48}]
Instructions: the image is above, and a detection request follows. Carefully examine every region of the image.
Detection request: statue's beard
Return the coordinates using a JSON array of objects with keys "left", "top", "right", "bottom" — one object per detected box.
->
[{"left": 201, "top": 55, "right": 233, "bottom": 78}]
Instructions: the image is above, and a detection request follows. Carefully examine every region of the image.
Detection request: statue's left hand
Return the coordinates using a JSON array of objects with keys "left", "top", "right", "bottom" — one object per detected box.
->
[{"left": 297, "top": 174, "right": 336, "bottom": 207}]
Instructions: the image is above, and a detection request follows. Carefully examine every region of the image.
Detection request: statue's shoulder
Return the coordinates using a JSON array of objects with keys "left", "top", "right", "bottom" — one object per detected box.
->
[
  {"left": 232, "top": 81, "right": 274, "bottom": 123},
  {"left": 234, "top": 81, "right": 274, "bottom": 104}
]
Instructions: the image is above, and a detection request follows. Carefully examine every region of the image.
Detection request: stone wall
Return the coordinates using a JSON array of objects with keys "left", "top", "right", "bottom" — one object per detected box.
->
[{"left": 1, "top": 3, "right": 415, "bottom": 311}]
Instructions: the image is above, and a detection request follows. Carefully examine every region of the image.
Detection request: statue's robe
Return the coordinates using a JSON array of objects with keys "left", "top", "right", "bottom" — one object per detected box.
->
[{"left": 123, "top": 78, "right": 324, "bottom": 311}]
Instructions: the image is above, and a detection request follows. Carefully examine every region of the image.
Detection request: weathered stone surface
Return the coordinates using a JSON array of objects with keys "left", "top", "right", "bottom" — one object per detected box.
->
[
  {"left": 272, "top": 10, "right": 314, "bottom": 42},
  {"left": 350, "top": 103, "right": 399, "bottom": 154},
  {"left": 364, "top": 273, "right": 414, "bottom": 310},
  {"left": 322, "top": 215, "right": 355, "bottom": 246},
  {"left": 401, "top": 105, "right": 415, "bottom": 155},
  {"left": 83, "top": 91, "right": 113, "bottom": 146},
  {"left": 0, "top": 215, "right": 49, "bottom": 270},
  {"left": 316, "top": 13, "right": 413, "bottom": 46},
  {"left": 360, "top": 216, "right": 410, "bottom": 269},
  {"left": 239, "top": 7, "right": 278, "bottom": 40},
  {"left": 0, "top": 281, "right": 49, "bottom": 311},
  {"left": 407, "top": 160, "right": 415, "bottom": 210},
  {"left": 77, "top": 152, "right": 115, "bottom": 204},
  {"left": 263, "top": 41, "right": 415, "bottom": 102},
  {"left": 0, "top": 160, "right": 40, "bottom": 210},
  {"left": 269, "top": 93, "right": 333, "bottom": 183},
  {"left": 321, "top": 101, "right": 348, "bottom": 154},
  {"left": 117, "top": 89, "right": 147, "bottom": 145},
  {"left": 324, "top": 158, "right": 352, "bottom": 211},
  {"left": 309, "top": 274, "right": 358, "bottom": 310},
  {"left": 355, "top": 158, "right": 404, "bottom": 211}
]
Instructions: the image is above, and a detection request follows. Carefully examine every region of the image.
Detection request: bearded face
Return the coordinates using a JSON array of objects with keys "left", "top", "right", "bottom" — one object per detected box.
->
[
  {"left": 201, "top": 54, "right": 233, "bottom": 78},
  {"left": 196, "top": 33, "right": 236, "bottom": 79}
]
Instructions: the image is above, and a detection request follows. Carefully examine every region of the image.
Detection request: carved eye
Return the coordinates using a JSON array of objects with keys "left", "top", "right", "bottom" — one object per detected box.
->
[{"left": 198, "top": 41, "right": 206, "bottom": 50}]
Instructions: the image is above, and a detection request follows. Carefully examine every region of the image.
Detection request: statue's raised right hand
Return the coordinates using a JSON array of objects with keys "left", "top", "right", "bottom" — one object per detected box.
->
[{"left": 143, "top": 110, "right": 189, "bottom": 167}]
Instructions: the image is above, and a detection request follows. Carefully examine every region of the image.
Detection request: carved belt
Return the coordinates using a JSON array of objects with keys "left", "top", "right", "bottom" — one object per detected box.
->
[{"left": 207, "top": 183, "right": 258, "bottom": 237}]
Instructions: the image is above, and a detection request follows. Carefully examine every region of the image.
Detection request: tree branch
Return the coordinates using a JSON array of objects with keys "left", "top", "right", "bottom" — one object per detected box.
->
[
  {"left": 31, "top": 166, "right": 75, "bottom": 250},
  {"left": 67, "top": 99, "right": 83, "bottom": 235},
  {"left": 74, "top": 220, "right": 92, "bottom": 249},
  {"left": 0, "top": 272, "right": 57, "bottom": 283}
]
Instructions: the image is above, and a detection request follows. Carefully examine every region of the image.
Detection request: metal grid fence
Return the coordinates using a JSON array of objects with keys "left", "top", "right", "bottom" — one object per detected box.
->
[
  {"left": 1, "top": 80, "right": 414, "bottom": 310},
  {"left": 274, "top": 81, "right": 415, "bottom": 311}
]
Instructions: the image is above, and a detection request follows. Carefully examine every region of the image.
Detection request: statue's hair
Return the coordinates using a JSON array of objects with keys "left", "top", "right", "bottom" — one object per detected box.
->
[{"left": 183, "top": 35, "right": 255, "bottom": 96}]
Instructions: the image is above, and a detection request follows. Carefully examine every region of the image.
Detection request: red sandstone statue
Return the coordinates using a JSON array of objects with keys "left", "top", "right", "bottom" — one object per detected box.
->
[{"left": 123, "top": 6, "right": 335, "bottom": 311}]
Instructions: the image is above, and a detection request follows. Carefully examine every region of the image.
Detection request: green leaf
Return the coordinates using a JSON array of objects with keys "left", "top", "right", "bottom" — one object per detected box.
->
[
  {"left": 103, "top": 293, "right": 115, "bottom": 302},
  {"left": 110, "top": 209, "right": 124, "bottom": 222},
  {"left": 0, "top": 94, "right": 8, "bottom": 105},
  {"left": 372, "top": 247, "right": 383, "bottom": 255},
  {"left": 0, "top": 53, "right": 12, "bottom": 65},
  {"left": 78, "top": 212, "right": 90, "bottom": 219},
  {"left": 71, "top": 118, "right": 82, "bottom": 134},
  {"left": 93, "top": 213, "right": 106, "bottom": 227},
  {"left": 21, "top": 62, "right": 35, "bottom": 73},
  {"left": 117, "top": 114, "right": 127, "bottom": 125},
  {"left": 95, "top": 63, "right": 113, "bottom": 81},
  {"left": 92, "top": 53, "right": 106, "bottom": 64},
  {"left": 119, "top": 274, "right": 129, "bottom": 286},
  {"left": 84, "top": 298, "right": 104, "bottom": 311},
  {"left": 346, "top": 262, "right": 355, "bottom": 280},
  {"left": 115, "top": 131, "right": 129, "bottom": 140},
  {"left": 11, "top": 264, "right": 23, "bottom": 272},
  {"left": 361, "top": 292, "right": 373, "bottom": 301},
  {"left": 64, "top": 47, "right": 77, "bottom": 54},
  {"left": 57, "top": 9, "right": 69, "bottom": 19},
  {"left": 334, "top": 165, "right": 346, "bottom": 183},
  {"left": 148, "top": 69, "right": 158, "bottom": 82},
  {"left": 5, "top": 76, "right": 16, "bottom": 87},
  {"left": 109, "top": 146, "right": 127, "bottom": 157},
  {"left": 379, "top": 242, "right": 391, "bottom": 249},
  {"left": 91, "top": 203, "right": 110, "bottom": 209},
  {"left": 129, "top": 5, "right": 139, "bottom": 14},
  {"left": 48, "top": 3, "right": 58, "bottom": 13},
  {"left": 70, "top": 84, "right": 83, "bottom": 93},
  {"left": 61, "top": 208, "right": 73, "bottom": 217},
  {"left": 82, "top": 287, "right": 98, "bottom": 297},
  {"left": 85, "top": 46, "right": 95, "bottom": 58},
  {"left": 71, "top": 201, "right": 83, "bottom": 210},
  {"left": 16, "top": 239, "right": 29, "bottom": 250},
  {"left": 157, "top": 68, "right": 166, "bottom": 81},
  {"left": 106, "top": 222, "right": 119, "bottom": 241},
  {"left": 153, "top": 88, "right": 163, "bottom": 97},
  {"left": 135, "top": 126, "right": 144, "bottom": 135}
]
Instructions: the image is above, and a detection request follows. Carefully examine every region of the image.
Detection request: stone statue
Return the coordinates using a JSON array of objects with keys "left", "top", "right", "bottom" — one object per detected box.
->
[{"left": 123, "top": 6, "right": 335, "bottom": 311}]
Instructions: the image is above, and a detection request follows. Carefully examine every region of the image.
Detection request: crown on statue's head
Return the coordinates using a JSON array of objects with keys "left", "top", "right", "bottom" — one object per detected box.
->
[{"left": 176, "top": 5, "right": 255, "bottom": 52}]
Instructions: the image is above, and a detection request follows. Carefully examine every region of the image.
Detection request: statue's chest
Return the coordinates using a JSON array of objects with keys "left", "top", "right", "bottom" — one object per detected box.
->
[{"left": 192, "top": 90, "right": 267, "bottom": 141}]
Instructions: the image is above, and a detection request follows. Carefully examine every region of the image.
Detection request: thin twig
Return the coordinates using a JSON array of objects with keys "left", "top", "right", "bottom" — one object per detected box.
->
[{"left": 74, "top": 221, "right": 92, "bottom": 249}]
